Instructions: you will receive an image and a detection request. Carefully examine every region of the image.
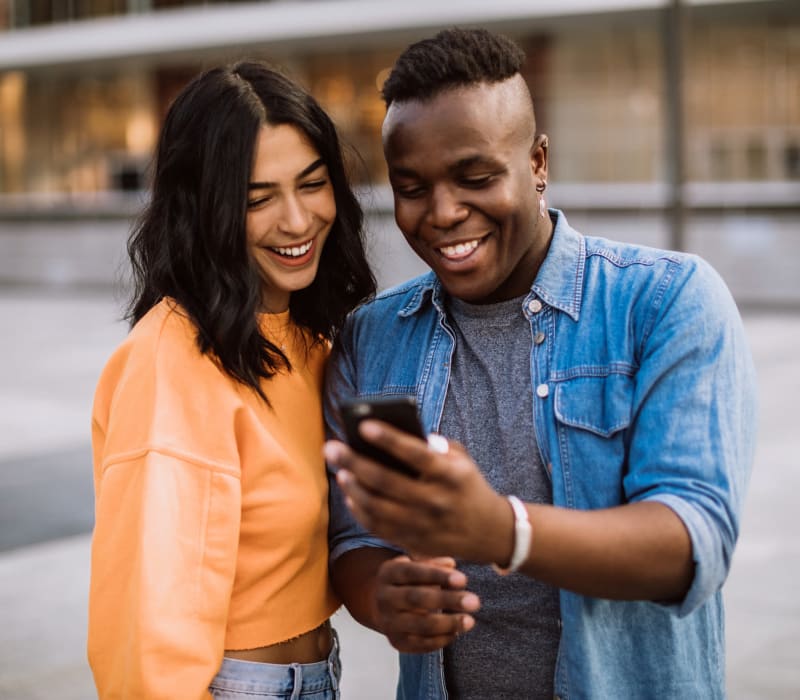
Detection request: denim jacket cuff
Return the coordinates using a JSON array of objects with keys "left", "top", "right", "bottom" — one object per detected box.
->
[{"left": 646, "top": 493, "right": 727, "bottom": 617}]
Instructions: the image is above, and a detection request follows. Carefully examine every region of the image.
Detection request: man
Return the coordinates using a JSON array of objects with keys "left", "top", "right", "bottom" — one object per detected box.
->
[{"left": 324, "top": 28, "right": 756, "bottom": 699}]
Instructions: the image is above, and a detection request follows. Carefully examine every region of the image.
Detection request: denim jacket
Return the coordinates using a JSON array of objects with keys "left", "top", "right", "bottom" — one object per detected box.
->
[{"left": 325, "top": 210, "right": 757, "bottom": 699}]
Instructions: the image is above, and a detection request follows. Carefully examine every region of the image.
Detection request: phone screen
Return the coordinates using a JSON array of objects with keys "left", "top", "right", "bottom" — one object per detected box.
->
[{"left": 340, "top": 396, "right": 425, "bottom": 477}]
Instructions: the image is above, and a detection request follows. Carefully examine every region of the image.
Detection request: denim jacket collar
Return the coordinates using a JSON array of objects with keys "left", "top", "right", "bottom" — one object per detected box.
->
[
  {"left": 396, "top": 210, "right": 584, "bottom": 322},
  {"left": 531, "top": 210, "right": 584, "bottom": 322}
]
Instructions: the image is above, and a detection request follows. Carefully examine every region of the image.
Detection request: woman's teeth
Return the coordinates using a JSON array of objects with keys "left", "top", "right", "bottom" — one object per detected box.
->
[
  {"left": 439, "top": 239, "right": 479, "bottom": 259},
  {"left": 271, "top": 241, "right": 312, "bottom": 257}
]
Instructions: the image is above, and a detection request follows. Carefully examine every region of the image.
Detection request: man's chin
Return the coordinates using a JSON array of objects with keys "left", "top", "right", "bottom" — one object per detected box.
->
[{"left": 437, "top": 276, "right": 494, "bottom": 305}]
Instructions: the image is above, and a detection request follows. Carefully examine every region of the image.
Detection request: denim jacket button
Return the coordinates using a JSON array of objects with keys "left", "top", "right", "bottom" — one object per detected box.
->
[
  {"left": 534, "top": 331, "right": 546, "bottom": 345},
  {"left": 536, "top": 383, "right": 550, "bottom": 398},
  {"left": 527, "top": 299, "right": 543, "bottom": 313}
]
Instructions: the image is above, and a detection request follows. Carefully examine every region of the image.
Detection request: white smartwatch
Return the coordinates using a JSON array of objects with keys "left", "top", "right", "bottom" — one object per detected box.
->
[{"left": 492, "top": 495, "right": 532, "bottom": 575}]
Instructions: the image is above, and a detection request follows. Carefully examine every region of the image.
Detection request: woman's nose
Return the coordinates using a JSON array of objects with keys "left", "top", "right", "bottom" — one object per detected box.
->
[{"left": 278, "top": 194, "right": 312, "bottom": 234}]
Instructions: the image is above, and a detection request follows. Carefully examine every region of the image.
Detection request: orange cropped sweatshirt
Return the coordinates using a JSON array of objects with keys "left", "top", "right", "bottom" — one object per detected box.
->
[{"left": 88, "top": 299, "right": 339, "bottom": 699}]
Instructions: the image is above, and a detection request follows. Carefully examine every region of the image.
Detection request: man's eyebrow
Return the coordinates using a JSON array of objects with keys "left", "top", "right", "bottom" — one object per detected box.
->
[
  {"left": 248, "top": 158, "right": 326, "bottom": 190},
  {"left": 450, "top": 155, "right": 498, "bottom": 171},
  {"left": 390, "top": 155, "right": 499, "bottom": 179}
]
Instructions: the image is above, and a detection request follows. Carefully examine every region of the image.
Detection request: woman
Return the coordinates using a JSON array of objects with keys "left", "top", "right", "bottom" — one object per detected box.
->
[{"left": 88, "top": 62, "right": 375, "bottom": 699}]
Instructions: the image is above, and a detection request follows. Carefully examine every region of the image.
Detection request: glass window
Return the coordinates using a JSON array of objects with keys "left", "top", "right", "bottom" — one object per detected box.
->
[
  {"left": 0, "top": 71, "right": 25, "bottom": 192},
  {"left": 2, "top": 4, "right": 798, "bottom": 197},
  {"left": 545, "top": 24, "right": 665, "bottom": 183},
  {"left": 5, "top": 70, "right": 156, "bottom": 194},
  {"left": 785, "top": 143, "right": 800, "bottom": 180},
  {"left": 686, "top": 16, "right": 800, "bottom": 181},
  {"left": 10, "top": 0, "right": 130, "bottom": 26},
  {"left": 305, "top": 48, "right": 400, "bottom": 185}
]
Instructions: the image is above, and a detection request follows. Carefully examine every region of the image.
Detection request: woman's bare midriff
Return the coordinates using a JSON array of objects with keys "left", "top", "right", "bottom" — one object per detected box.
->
[{"left": 224, "top": 621, "right": 333, "bottom": 664}]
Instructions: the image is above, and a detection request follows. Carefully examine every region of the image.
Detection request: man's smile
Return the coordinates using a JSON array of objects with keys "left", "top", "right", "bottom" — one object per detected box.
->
[{"left": 437, "top": 237, "right": 483, "bottom": 261}]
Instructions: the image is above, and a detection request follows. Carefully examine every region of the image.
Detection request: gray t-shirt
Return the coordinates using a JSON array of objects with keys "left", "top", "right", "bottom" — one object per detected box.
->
[{"left": 440, "top": 294, "right": 561, "bottom": 700}]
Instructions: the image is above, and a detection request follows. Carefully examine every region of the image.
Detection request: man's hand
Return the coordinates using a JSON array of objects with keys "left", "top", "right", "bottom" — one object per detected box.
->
[
  {"left": 327, "top": 418, "right": 694, "bottom": 601},
  {"left": 324, "top": 420, "right": 514, "bottom": 565},
  {"left": 374, "top": 555, "right": 480, "bottom": 653}
]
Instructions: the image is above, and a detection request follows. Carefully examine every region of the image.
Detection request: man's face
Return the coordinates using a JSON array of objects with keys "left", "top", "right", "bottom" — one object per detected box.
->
[{"left": 382, "top": 77, "right": 549, "bottom": 304}]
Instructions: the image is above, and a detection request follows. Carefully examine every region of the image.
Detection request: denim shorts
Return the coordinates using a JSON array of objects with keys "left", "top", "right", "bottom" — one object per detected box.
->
[{"left": 209, "top": 629, "right": 341, "bottom": 700}]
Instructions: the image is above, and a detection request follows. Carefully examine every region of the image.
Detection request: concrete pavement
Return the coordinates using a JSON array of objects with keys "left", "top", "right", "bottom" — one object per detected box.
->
[{"left": 0, "top": 288, "right": 798, "bottom": 699}]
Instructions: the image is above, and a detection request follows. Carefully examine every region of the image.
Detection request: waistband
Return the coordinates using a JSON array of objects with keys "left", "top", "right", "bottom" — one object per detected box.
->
[{"left": 210, "top": 629, "right": 341, "bottom": 697}]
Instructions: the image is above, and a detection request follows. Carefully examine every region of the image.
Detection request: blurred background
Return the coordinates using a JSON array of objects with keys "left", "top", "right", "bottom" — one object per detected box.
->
[{"left": 0, "top": 1, "right": 798, "bottom": 698}]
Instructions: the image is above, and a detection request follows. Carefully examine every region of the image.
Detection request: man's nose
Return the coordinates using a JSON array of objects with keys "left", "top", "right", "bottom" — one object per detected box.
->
[
  {"left": 278, "top": 193, "right": 312, "bottom": 234},
  {"left": 427, "top": 185, "right": 468, "bottom": 230}
]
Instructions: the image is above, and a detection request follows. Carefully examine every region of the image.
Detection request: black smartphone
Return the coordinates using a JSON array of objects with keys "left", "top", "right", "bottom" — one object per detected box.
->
[{"left": 340, "top": 396, "right": 425, "bottom": 477}]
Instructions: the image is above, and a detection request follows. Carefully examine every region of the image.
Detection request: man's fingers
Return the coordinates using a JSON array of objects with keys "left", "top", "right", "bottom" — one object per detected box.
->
[
  {"left": 381, "top": 611, "right": 477, "bottom": 653},
  {"left": 336, "top": 468, "right": 418, "bottom": 542},
  {"left": 381, "top": 609, "right": 466, "bottom": 636},
  {"left": 379, "top": 583, "right": 480, "bottom": 615},
  {"left": 359, "top": 419, "right": 452, "bottom": 475},
  {"left": 373, "top": 555, "right": 480, "bottom": 653},
  {"left": 389, "top": 620, "right": 474, "bottom": 653},
  {"left": 379, "top": 556, "right": 469, "bottom": 590},
  {"left": 376, "top": 557, "right": 481, "bottom": 618},
  {"left": 327, "top": 439, "right": 419, "bottom": 503},
  {"left": 410, "top": 555, "right": 457, "bottom": 569}
]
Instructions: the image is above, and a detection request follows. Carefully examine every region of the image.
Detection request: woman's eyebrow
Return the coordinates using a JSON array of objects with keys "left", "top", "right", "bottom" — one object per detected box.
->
[{"left": 248, "top": 158, "right": 326, "bottom": 189}]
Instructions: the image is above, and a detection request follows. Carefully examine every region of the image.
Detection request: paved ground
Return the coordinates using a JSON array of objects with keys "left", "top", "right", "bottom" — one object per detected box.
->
[{"left": 0, "top": 287, "right": 798, "bottom": 699}]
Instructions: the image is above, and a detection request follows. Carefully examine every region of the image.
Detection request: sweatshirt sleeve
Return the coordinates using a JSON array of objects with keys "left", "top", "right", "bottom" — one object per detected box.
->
[{"left": 88, "top": 447, "right": 241, "bottom": 699}]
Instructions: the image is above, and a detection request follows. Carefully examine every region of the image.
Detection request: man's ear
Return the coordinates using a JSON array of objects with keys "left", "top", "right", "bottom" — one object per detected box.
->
[{"left": 531, "top": 133, "right": 549, "bottom": 180}]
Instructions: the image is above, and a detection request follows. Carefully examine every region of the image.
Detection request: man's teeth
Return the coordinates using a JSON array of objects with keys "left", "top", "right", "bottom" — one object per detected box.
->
[
  {"left": 272, "top": 241, "right": 312, "bottom": 257},
  {"left": 440, "top": 240, "right": 479, "bottom": 258}
]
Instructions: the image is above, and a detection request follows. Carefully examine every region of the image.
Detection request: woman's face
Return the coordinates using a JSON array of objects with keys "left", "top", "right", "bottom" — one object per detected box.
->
[{"left": 245, "top": 123, "right": 336, "bottom": 313}]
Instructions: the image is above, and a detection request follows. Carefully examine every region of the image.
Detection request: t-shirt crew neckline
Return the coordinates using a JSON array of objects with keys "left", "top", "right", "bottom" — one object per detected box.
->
[{"left": 446, "top": 293, "right": 529, "bottom": 324}]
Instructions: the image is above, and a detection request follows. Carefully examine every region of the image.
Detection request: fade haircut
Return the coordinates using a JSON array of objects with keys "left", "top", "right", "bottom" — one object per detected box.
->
[{"left": 381, "top": 27, "right": 526, "bottom": 106}]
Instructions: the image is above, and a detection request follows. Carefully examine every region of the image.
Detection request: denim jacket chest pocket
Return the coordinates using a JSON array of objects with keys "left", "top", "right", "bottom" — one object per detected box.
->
[{"left": 552, "top": 373, "right": 634, "bottom": 508}]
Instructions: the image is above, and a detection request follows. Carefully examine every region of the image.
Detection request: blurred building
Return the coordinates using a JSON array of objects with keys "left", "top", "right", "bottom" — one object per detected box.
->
[{"left": 0, "top": 0, "right": 798, "bottom": 300}]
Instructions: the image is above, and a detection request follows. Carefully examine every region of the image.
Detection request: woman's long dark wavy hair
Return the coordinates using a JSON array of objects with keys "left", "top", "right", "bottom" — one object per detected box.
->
[{"left": 126, "top": 61, "right": 375, "bottom": 401}]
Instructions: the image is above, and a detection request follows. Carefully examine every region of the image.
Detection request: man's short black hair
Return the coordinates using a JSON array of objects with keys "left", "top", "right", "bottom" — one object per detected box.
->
[{"left": 381, "top": 27, "right": 526, "bottom": 106}]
